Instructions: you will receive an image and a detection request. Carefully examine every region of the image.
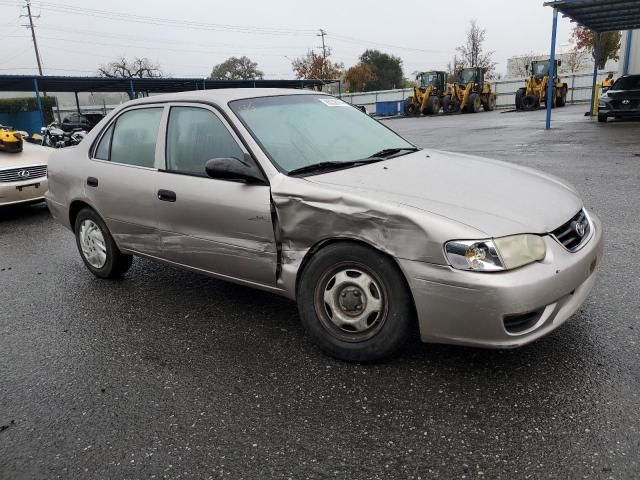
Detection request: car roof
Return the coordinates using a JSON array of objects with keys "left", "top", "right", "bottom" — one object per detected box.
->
[{"left": 126, "top": 88, "right": 323, "bottom": 106}]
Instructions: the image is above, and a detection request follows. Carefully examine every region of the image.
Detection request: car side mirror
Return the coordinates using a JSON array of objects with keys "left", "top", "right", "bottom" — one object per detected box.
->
[
  {"left": 63, "top": 118, "right": 69, "bottom": 123},
  {"left": 557, "top": 60, "right": 562, "bottom": 67},
  {"left": 205, "top": 155, "right": 266, "bottom": 184}
]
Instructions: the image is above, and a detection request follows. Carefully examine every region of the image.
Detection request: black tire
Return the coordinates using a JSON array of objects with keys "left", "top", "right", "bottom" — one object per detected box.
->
[
  {"left": 297, "top": 242, "right": 414, "bottom": 362},
  {"left": 464, "top": 93, "right": 481, "bottom": 113},
  {"left": 423, "top": 96, "right": 440, "bottom": 115},
  {"left": 556, "top": 87, "right": 567, "bottom": 107},
  {"left": 74, "top": 208, "right": 133, "bottom": 279},
  {"left": 521, "top": 94, "right": 539, "bottom": 111},
  {"left": 515, "top": 88, "right": 526, "bottom": 110},
  {"left": 442, "top": 95, "right": 459, "bottom": 113},
  {"left": 598, "top": 114, "right": 608, "bottom": 123},
  {"left": 483, "top": 94, "right": 496, "bottom": 111},
  {"left": 404, "top": 98, "right": 419, "bottom": 116}
]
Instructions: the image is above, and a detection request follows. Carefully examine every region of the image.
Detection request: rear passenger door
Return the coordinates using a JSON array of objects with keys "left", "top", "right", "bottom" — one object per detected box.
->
[
  {"left": 155, "top": 104, "right": 277, "bottom": 286},
  {"left": 85, "top": 106, "right": 165, "bottom": 256}
]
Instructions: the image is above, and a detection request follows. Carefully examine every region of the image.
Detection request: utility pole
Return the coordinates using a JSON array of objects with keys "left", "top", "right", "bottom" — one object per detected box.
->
[
  {"left": 317, "top": 29, "right": 327, "bottom": 79},
  {"left": 23, "top": 0, "right": 43, "bottom": 75}
]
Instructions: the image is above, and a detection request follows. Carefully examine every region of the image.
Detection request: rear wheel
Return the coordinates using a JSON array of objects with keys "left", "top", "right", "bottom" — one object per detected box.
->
[
  {"left": 297, "top": 243, "right": 413, "bottom": 362},
  {"left": 483, "top": 94, "right": 496, "bottom": 111},
  {"left": 556, "top": 87, "right": 567, "bottom": 107},
  {"left": 74, "top": 208, "right": 133, "bottom": 279},
  {"left": 441, "top": 95, "right": 459, "bottom": 113},
  {"left": 515, "top": 88, "right": 526, "bottom": 110},
  {"left": 464, "top": 93, "right": 481, "bottom": 113},
  {"left": 521, "top": 94, "right": 539, "bottom": 111},
  {"left": 424, "top": 96, "right": 440, "bottom": 115},
  {"left": 404, "top": 99, "right": 419, "bottom": 116}
]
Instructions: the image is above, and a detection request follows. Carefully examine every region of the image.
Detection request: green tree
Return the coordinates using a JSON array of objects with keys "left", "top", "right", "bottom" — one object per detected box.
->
[
  {"left": 209, "top": 56, "right": 264, "bottom": 80},
  {"left": 359, "top": 50, "right": 404, "bottom": 91},
  {"left": 571, "top": 26, "right": 621, "bottom": 69}
]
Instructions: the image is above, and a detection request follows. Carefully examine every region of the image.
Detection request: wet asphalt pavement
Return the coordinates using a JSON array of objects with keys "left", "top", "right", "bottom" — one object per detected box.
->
[{"left": 1, "top": 105, "right": 640, "bottom": 479}]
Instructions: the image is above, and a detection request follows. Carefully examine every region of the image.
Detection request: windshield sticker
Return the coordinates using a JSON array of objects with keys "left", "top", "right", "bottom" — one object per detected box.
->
[{"left": 319, "top": 98, "right": 348, "bottom": 107}]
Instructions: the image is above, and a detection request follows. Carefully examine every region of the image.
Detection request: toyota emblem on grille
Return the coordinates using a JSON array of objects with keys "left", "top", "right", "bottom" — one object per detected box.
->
[
  {"left": 574, "top": 221, "right": 586, "bottom": 237},
  {"left": 622, "top": 99, "right": 631, "bottom": 105},
  {"left": 17, "top": 169, "right": 31, "bottom": 179}
]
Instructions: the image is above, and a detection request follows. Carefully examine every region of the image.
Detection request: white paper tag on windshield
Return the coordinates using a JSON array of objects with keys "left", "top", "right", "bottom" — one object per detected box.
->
[{"left": 319, "top": 98, "right": 348, "bottom": 107}]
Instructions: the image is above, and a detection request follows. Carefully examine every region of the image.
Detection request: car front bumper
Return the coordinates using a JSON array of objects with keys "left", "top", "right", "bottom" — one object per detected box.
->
[
  {"left": 0, "top": 177, "right": 48, "bottom": 206},
  {"left": 598, "top": 106, "right": 640, "bottom": 118},
  {"left": 399, "top": 213, "right": 603, "bottom": 348}
]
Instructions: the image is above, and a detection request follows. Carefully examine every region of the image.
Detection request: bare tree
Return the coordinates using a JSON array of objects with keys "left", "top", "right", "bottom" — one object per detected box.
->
[
  {"left": 98, "top": 57, "right": 163, "bottom": 78},
  {"left": 446, "top": 54, "right": 465, "bottom": 82},
  {"left": 456, "top": 20, "right": 496, "bottom": 76},
  {"left": 564, "top": 49, "right": 589, "bottom": 73},
  {"left": 509, "top": 52, "right": 538, "bottom": 78}
]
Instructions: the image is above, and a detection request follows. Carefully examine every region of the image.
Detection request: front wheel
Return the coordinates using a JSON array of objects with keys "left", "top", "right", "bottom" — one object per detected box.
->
[
  {"left": 297, "top": 243, "right": 414, "bottom": 362},
  {"left": 74, "top": 208, "right": 133, "bottom": 279},
  {"left": 598, "top": 114, "right": 608, "bottom": 123}
]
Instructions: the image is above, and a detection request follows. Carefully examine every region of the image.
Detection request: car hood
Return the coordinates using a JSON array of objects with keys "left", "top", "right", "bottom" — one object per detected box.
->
[
  {"left": 0, "top": 142, "right": 50, "bottom": 168},
  {"left": 305, "top": 150, "right": 582, "bottom": 237}
]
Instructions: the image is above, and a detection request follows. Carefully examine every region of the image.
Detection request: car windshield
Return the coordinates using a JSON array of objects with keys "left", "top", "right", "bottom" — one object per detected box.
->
[
  {"left": 229, "top": 95, "right": 414, "bottom": 174},
  {"left": 612, "top": 76, "right": 640, "bottom": 90},
  {"left": 532, "top": 62, "right": 550, "bottom": 76}
]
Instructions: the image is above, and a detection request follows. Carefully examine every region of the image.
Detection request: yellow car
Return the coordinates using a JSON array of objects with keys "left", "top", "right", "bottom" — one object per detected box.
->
[{"left": 0, "top": 125, "right": 24, "bottom": 153}]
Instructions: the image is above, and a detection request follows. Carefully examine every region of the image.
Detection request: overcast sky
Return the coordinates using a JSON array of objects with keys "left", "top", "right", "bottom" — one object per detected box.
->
[{"left": 0, "top": 0, "right": 576, "bottom": 79}]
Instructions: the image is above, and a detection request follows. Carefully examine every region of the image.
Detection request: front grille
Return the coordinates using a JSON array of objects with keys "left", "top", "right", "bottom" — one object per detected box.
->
[
  {"left": 0, "top": 165, "right": 47, "bottom": 183},
  {"left": 551, "top": 209, "right": 591, "bottom": 252},
  {"left": 611, "top": 99, "right": 640, "bottom": 110}
]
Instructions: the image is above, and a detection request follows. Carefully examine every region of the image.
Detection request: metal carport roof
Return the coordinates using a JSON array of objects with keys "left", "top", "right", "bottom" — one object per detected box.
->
[
  {"left": 0, "top": 75, "right": 337, "bottom": 93},
  {"left": 542, "top": 0, "right": 638, "bottom": 129},
  {"left": 544, "top": 0, "right": 640, "bottom": 32}
]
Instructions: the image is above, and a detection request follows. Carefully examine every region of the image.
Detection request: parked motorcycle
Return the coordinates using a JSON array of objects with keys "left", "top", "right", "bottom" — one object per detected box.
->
[{"left": 40, "top": 122, "right": 86, "bottom": 148}]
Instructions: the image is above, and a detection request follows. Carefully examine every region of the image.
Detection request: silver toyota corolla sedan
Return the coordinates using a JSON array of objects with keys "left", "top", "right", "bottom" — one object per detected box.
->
[{"left": 45, "top": 89, "right": 603, "bottom": 361}]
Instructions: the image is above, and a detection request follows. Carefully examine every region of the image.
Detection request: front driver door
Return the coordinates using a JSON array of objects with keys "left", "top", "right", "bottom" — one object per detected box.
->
[{"left": 155, "top": 104, "right": 277, "bottom": 287}]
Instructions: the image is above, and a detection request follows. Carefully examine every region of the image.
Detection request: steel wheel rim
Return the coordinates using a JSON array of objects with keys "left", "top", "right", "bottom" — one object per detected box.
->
[
  {"left": 315, "top": 263, "right": 388, "bottom": 342},
  {"left": 79, "top": 219, "right": 107, "bottom": 269}
]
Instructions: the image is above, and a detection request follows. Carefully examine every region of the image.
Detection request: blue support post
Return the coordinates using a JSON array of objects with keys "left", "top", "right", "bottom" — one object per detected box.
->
[
  {"left": 33, "top": 77, "right": 44, "bottom": 130},
  {"left": 623, "top": 30, "right": 633, "bottom": 75},
  {"left": 203, "top": 78, "right": 206, "bottom": 90},
  {"left": 545, "top": 8, "right": 558, "bottom": 130},
  {"left": 338, "top": 80, "right": 342, "bottom": 98},
  {"left": 589, "top": 33, "right": 602, "bottom": 117},
  {"left": 129, "top": 79, "right": 135, "bottom": 100}
]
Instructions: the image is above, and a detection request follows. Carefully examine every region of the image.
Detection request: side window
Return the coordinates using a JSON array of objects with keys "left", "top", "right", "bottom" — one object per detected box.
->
[
  {"left": 110, "top": 108, "right": 163, "bottom": 168},
  {"left": 94, "top": 124, "right": 113, "bottom": 160},
  {"left": 166, "top": 106, "right": 244, "bottom": 177}
]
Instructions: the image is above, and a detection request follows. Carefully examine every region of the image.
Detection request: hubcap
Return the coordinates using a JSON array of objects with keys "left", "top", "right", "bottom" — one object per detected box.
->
[
  {"left": 319, "top": 267, "right": 386, "bottom": 340},
  {"left": 79, "top": 219, "right": 107, "bottom": 269}
]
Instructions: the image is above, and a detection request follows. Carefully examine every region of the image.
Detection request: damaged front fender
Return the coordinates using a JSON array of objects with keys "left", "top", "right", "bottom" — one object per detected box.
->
[{"left": 269, "top": 175, "right": 482, "bottom": 299}]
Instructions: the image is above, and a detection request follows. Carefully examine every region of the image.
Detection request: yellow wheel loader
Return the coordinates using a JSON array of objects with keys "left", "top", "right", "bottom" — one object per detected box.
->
[
  {"left": 446, "top": 67, "right": 496, "bottom": 114},
  {"left": 515, "top": 60, "right": 568, "bottom": 111},
  {"left": 404, "top": 71, "right": 449, "bottom": 116}
]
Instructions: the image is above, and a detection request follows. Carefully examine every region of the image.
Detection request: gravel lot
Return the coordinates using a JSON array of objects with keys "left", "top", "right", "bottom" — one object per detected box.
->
[{"left": 1, "top": 105, "right": 639, "bottom": 479}]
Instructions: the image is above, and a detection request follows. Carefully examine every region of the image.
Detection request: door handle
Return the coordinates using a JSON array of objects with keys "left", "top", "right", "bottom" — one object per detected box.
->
[
  {"left": 157, "top": 189, "right": 176, "bottom": 202},
  {"left": 87, "top": 177, "right": 98, "bottom": 187}
]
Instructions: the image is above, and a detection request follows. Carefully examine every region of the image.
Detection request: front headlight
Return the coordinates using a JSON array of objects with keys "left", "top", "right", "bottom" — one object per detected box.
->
[{"left": 445, "top": 234, "right": 546, "bottom": 272}]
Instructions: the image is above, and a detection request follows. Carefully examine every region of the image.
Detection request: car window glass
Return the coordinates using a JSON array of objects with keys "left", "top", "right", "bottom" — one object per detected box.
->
[
  {"left": 166, "top": 106, "right": 244, "bottom": 176},
  {"left": 94, "top": 124, "right": 113, "bottom": 160},
  {"left": 110, "top": 108, "right": 163, "bottom": 168}
]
